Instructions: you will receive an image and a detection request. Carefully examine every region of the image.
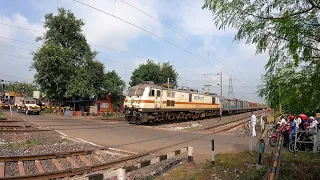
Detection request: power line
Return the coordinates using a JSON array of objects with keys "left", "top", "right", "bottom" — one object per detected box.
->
[
  {"left": 71, "top": 0, "right": 255, "bottom": 91},
  {"left": 0, "top": 24, "right": 259, "bottom": 89},
  {"left": 0, "top": 25, "right": 259, "bottom": 97},
  {"left": 119, "top": 0, "right": 257, "bottom": 89},
  {"left": 0, "top": 44, "right": 35, "bottom": 51},
  {"left": 0, "top": 22, "right": 145, "bottom": 60},
  {"left": 0, "top": 72, "right": 34, "bottom": 81},
  {"left": 0, "top": 34, "right": 221, "bottom": 86}
]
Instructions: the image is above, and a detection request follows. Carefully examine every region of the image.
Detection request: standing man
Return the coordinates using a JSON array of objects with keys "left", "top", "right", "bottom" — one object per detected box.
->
[{"left": 250, "top": 112, "right": 257, "bottom": 137}]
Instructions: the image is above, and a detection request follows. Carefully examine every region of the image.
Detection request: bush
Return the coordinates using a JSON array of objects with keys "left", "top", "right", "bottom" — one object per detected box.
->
[{"left": 42, "top": 108, "right": 52, "bottom": 114}]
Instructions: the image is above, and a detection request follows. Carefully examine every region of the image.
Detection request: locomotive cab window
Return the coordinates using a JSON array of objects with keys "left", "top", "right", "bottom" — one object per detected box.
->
[
  {"left": 167, "top": 100, "right": 175, "bottom": 107},
  {"left": 136, "top": 88, "right": 145, "bottom": 97},
  {"left": 157, "top": 90, "right": 161, "bottom": 97},
  {"left": 149, "top": 89, "right": 155, "bottom": 97}
]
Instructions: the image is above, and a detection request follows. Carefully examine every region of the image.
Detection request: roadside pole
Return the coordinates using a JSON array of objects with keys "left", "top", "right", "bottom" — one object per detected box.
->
[{"left": 9, "top": 105, "right": 12, "bottom": 116}]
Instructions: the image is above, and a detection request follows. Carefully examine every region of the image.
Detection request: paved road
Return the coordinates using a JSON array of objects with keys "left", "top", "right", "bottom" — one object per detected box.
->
[{"left": 8, "top": 111, "right": 272, "bottom": 163}]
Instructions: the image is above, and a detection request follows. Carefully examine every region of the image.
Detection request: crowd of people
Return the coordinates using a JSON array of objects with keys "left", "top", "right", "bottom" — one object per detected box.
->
[{"left": 276, "top": 114, "right": 319, "bottom": 145}]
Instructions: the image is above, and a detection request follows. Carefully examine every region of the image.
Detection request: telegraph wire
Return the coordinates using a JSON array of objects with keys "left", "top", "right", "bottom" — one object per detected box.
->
[
  {"left": 0, "top": 23, "right": 255, "bottom": 89},
  {"left": 119, "top": 0, "right": 257, "bottom": 88},
  {"left": 71, "top": 0, "right": 256, "bottom": 91}
]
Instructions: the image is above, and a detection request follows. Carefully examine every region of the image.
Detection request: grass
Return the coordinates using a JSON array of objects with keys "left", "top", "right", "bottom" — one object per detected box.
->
[
  {"left": 0, "top": 112, "right": 7, "bottom": 120},
  {"left": 7, "top": 138, "right": 45, "bottom": 149},
  {"left": 278, "top": 153, "right": 320, "bottom": 180},
  {"left": 155, "top": 151, "right": 320, "bottom": 180},
  {"left": 156, "top": 151, "right": 269, "bottom": 180}
]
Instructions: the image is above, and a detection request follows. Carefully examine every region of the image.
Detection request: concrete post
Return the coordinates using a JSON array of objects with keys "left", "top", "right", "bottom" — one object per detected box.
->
[
  {"left": 9, "top": 105, "right": 12, "bottom": 117},
  {"left": 211, "top": 140, "right": 215, "bottom": 166},
  {"left": 313, "top": 133, "right": 317, "bottom": 153},
  {"left": 117, "top": 168, "right": 126, "bottom": 180},
  {"left": 188, "top": 146, "right": 193, "bottom": 162}
]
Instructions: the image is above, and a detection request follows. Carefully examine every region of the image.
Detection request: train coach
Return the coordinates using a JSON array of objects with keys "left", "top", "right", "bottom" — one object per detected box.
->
[{"left": 124, "top": 82, "right": 264, "bottom": 124}]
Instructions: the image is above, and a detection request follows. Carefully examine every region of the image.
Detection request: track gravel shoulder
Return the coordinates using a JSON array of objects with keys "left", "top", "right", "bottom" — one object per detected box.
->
[
  {"left": 4, "top": 162, "right": 19, "bottom": 177},
  {"left": 40, "top": 159, "right": 58, "bottom": 172},
  {"left": 23, "top": 160, "right": 38, "bottom": 175}
]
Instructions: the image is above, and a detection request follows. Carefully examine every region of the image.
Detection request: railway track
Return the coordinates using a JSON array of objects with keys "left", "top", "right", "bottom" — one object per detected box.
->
[
  {"left": 0, "top": 119, "right": 52, "bottom": 133},
  {"left": 0, "top": 148, "right": 141, "bottom": 179},
  {"left": 0, "top": 112, "right": 265, "bottom": 179}
]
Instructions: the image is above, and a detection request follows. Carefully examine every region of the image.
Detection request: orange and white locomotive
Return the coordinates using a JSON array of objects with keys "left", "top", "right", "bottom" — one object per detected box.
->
[{"left": 124, "top": 82, "right": 264, "bottom": 124}]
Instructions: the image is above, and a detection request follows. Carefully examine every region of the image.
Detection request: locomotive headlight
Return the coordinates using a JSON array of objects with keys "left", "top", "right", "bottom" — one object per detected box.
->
[{"left": 138, "top": 109, "right": 142, "bottom": 111}]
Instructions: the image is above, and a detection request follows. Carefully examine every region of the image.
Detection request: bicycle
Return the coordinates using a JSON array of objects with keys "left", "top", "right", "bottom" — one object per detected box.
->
[
  {"left": 237, "top": 121, "right": 263, "bottom": 139},
  {"left": 237, "top": 121, "right": 250, "bottom": 137}
]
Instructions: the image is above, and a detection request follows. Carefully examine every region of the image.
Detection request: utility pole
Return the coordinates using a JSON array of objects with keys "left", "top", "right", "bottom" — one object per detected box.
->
[
  {"left": 220, "top": 72, "right": 222, "bottom": 121},
  {"left": 279, "top": 85, "right": 282, "bottom": 114},
  {"left": 167, "top": 77, "right": 170, "bottom": 89}
]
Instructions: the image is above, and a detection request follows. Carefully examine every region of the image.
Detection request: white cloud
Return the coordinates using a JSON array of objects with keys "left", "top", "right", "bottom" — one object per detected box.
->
[
  {"left": 30, "top": 0, "right": 163, "bottom": 51},
  {"left": 0, "top": 13, "right": 42, "bottom": 83},
  {"left": 172, "top": 0, "right": 236, "bottom": 37}
]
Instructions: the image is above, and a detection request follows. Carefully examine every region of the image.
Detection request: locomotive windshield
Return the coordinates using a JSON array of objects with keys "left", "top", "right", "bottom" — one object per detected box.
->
[
  {"left": 128, "top": 87, "right": 136, "bottom": 96},
  {"left": 127, "top": 87, "right": 145, "bottom": 96}
]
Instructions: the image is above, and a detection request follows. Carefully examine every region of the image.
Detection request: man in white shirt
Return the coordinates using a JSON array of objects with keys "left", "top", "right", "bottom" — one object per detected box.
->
[
  {"left": 250, "top": 112, "right": 257, "bottom": 137},
  {"left": 277, "top": 115, "right": 286, "bottom": 126},
  {"left": 295, "top": 115, "right": 302, "bottom": 130},
  {"left": 308, "top": 116, "right": 318, "bottom": 130}
]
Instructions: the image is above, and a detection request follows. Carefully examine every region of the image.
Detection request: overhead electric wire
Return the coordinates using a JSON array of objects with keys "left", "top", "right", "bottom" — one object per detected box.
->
[
  {"left": 0, "top": 33, "right": 224, "bottom": 87},
  {"left": 0, "top": 22, "right": 145, "bottom": 59},
  {"left": 119, "top": 0, "right": 257, "bottom": 89},
  {"left": 70, "top": 0, "right": 257, "bottom": 91},
  {"left": 0, "top": 23, "right": 258, "bottom": 94}
]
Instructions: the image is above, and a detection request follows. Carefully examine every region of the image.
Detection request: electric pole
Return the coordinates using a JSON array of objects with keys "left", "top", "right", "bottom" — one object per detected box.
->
[{"left": 220, "top": 72, "right": 222, "bottom": 121}]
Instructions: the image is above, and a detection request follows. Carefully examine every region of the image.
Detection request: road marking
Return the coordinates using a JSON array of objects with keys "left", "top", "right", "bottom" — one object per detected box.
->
[
  {"left": 55, "top": 130, "right": 68, "bottom": 137},
  {"left": 76, "top": 138, "right": 102, "bottom": 147},
  {"left": 107, "top": 147, "right": 138, "bottom": 154}
]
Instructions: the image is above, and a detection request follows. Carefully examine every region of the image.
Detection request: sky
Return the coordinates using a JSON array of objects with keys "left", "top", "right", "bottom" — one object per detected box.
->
[{"left": 0, "top": 0, "right": 269, "bottom": 103}]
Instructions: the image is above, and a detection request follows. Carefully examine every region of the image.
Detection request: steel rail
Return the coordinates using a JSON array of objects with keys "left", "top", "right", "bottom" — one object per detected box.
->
[
  {"left": 202, "top": 114, "right": 262, "bottom": 131},
  {"left": 0, "top": 111, "right": 265, "bottom": 179},
  {"left": 0, "top": 129, "right": 52, "bottom": 133},
  {"left": 0, "top": 121, "right": 21, "bottom": 123},
  {"left": 0, "top": 152, "right": 150, "bottom": 180},
  {"left": 0, "top": 125, "right": 32, "bottom": 128}
]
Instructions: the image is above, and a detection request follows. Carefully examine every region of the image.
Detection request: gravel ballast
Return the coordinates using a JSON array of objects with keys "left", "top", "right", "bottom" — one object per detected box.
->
[
  {"left": 4, "top": 162, "right": 19, "bottom": 177},
  {"left": 23, "top": 160, "right": 38, "bottom": 175},
  {"left": 40, "top": 159, "right": 58, "bottom": 172},
  {"left": 57, "top": 158, "right": 72, "bottom": 170}
]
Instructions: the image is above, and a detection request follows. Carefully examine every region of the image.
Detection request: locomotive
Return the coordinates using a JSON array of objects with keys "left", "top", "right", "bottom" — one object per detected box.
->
[{"left": 124, "top": 82, "right": 265, "bottom": 124}]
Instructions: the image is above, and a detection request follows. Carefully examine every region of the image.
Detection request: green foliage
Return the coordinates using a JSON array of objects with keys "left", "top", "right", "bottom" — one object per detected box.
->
[
  {"left": 31, "top": 8, "right": 103, "bottom": 102},
  {"left": 203, "top": 0, "right": 320, "bottom": 114},
  {"left": 103, "top": 70, "right": 126, "bottom": 109},
  {"left": 4, "top": 82, "right": 37, "bottom": 97},
  {"left": 129, "top": 60, "right": 178, "bottom": 87}
]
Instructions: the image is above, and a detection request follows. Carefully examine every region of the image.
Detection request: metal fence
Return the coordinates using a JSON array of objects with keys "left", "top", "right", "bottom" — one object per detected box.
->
[
  {"left": 294, "top": 128, "right": 319, "bottom": 153},
  {"left": 264, "top": 134, "right": 284, "bottom": 180}
]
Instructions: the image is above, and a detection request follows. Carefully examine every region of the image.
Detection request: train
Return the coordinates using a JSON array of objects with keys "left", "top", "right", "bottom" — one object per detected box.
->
[{"left": 124, "top": 82, "right": 266, "bottom": 124}]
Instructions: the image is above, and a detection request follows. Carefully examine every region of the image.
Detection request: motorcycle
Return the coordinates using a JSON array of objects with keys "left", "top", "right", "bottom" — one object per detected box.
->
[
  {"left": 267, "top": 123, "right": 276, "bottom": 138},
  {"left": 269, "top": 124, "right": 290, "bottom": 147}
]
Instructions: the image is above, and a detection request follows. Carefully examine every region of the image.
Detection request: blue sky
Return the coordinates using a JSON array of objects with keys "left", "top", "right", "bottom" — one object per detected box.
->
[{"left": 0, "top": 0, "right": 268, "bottom": 102}]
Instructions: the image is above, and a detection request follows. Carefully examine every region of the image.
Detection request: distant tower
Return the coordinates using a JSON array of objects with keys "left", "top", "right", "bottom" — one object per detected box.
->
[{"left": 228, "top": 76, "right": 235, "bottom": 97}]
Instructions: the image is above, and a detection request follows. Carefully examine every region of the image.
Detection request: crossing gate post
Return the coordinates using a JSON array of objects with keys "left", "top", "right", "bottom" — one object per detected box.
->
[
  {"left": 211, "top": 139, "right": 215, "bottom": 166},
  {"left": 188, "top": 146, "right": 193, "bottom": 162},
  {"left": 117, "top": 168, "right": 126, "bottom": 180}
]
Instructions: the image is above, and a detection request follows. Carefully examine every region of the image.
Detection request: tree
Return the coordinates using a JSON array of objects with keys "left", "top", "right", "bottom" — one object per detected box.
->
[
  {"left": 5, "top": 82, "right": 37, "bottom": 97},
  {"left": 103, "top": 70, "right": 125, "bottom": 110},
  {"left": 203, "top": 0, "right": 320, "bottom": 114},
  {"left": 31, "top": 8, "right": 103, "bottom": 103},
  {"left": 129, "top": 60, "right": 178, "bottom": 87}
]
